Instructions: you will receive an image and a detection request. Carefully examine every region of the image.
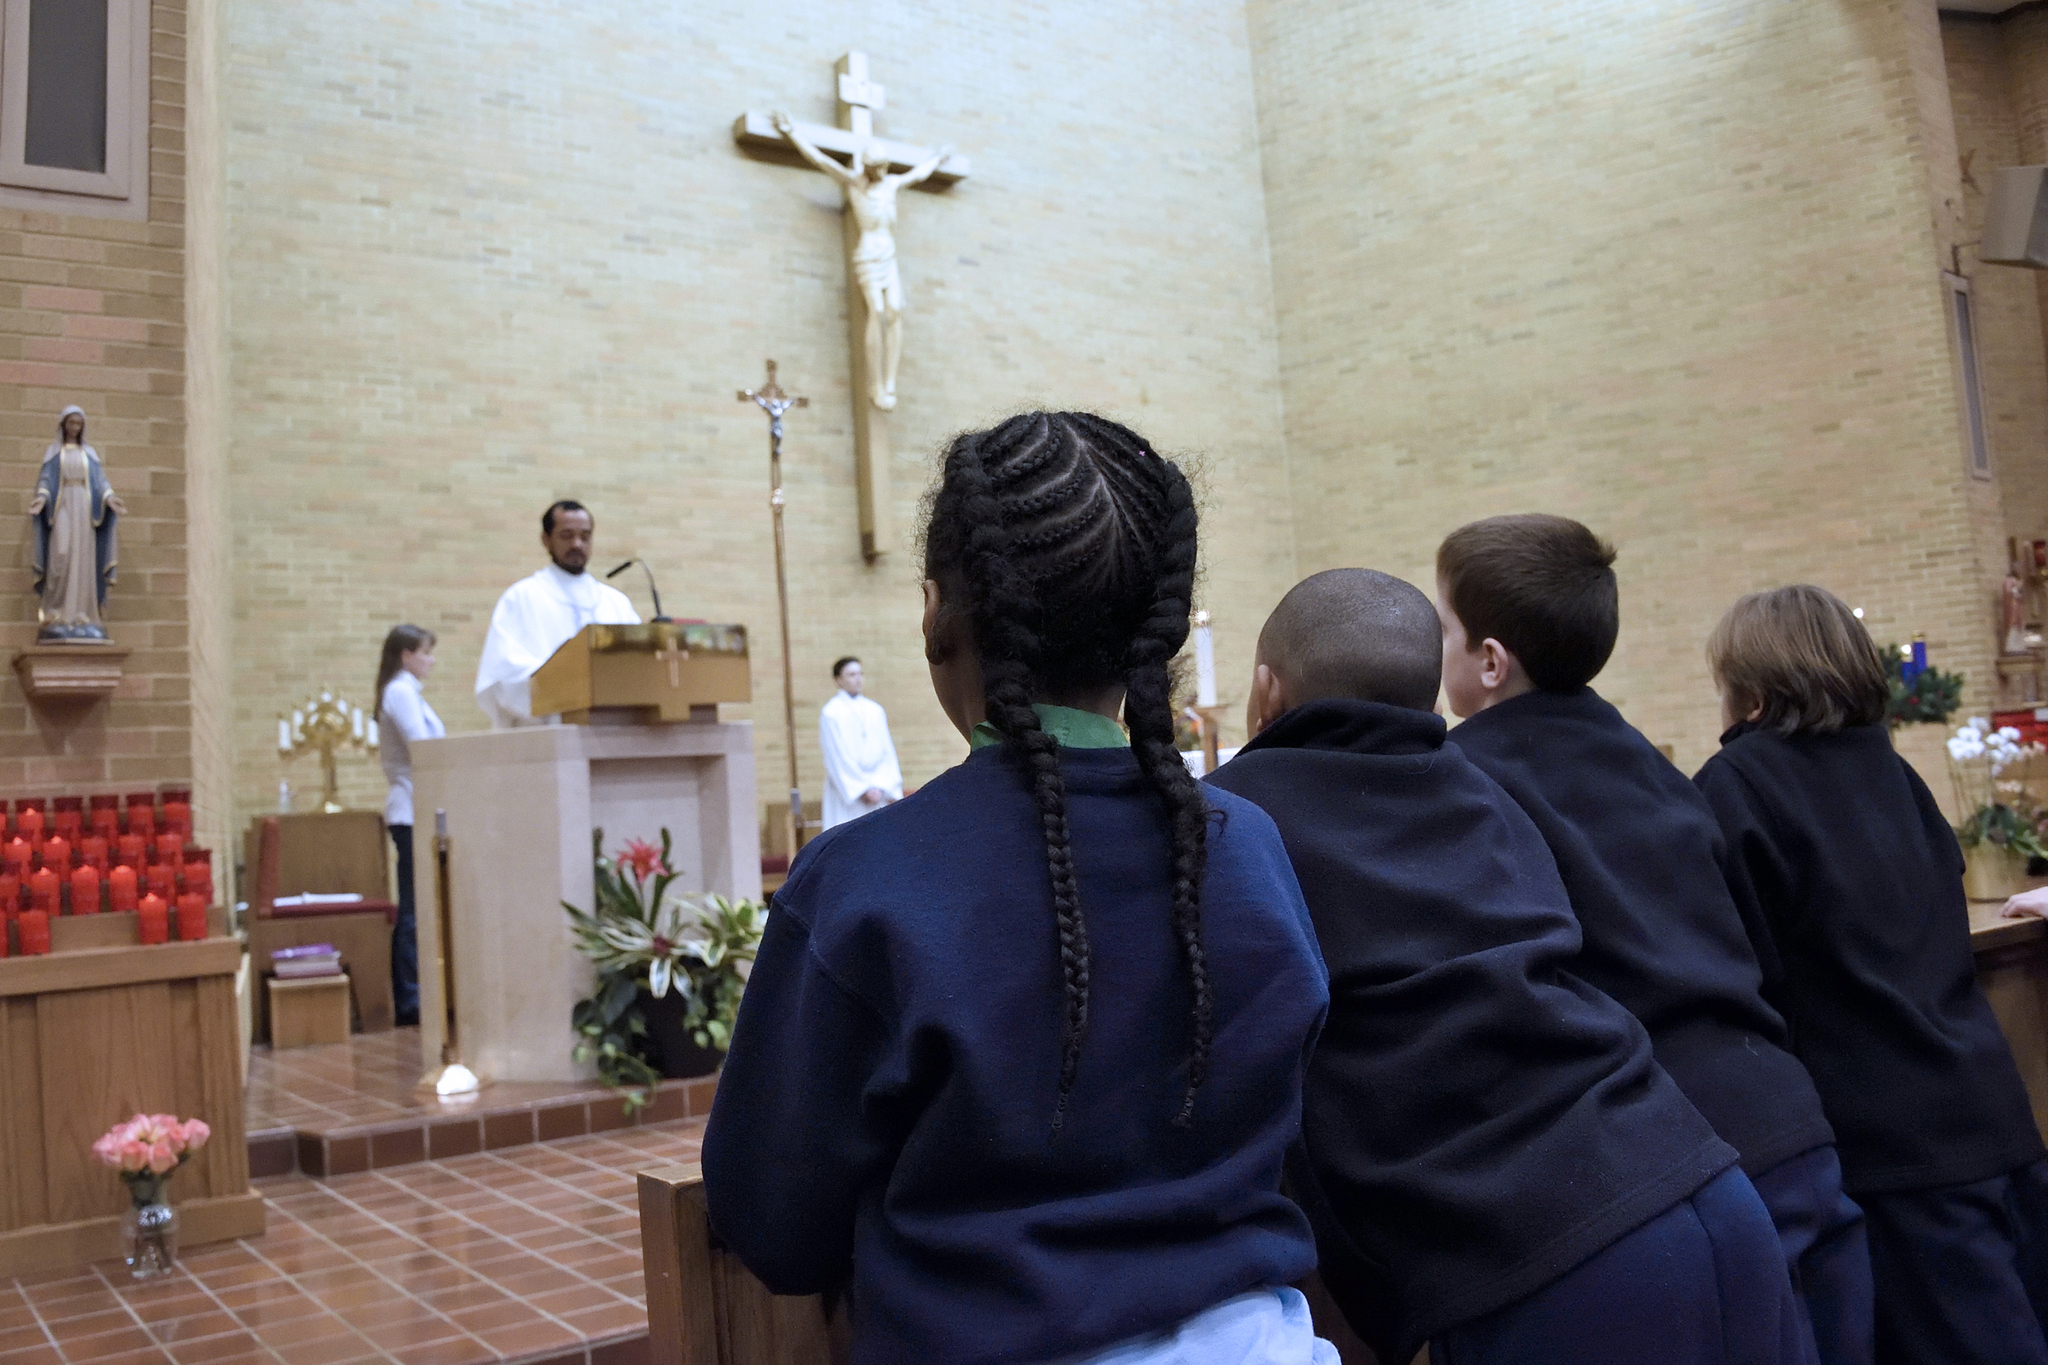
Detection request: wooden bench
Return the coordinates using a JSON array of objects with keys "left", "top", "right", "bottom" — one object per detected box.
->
[{"left": 638, "top": 1162, "right": 847, "bottom": 1365}]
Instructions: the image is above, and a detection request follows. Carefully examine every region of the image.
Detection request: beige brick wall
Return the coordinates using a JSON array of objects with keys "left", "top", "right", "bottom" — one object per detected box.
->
[
  {"left": 0, "top": 1, "right": 187, "bottom": 797},
  {"left": 220, "top": 0, "right": 1296, "bottom": 825},
  {"left": 1248, "top": 0, "right": 1999, "bottom": 775}
]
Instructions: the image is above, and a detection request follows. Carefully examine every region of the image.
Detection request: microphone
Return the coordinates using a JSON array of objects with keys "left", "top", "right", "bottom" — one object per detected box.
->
[{"left": 605, "top": 559, "right": 671, "bottom": 622}]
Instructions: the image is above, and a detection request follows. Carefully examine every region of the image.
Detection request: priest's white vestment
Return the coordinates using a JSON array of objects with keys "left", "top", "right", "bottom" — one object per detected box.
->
[
  {"left": 819, "top": 689, "right": 903, "bottom": 829},
  {"left": 475, "top": 564, "right": 640, "bottom": 727}
]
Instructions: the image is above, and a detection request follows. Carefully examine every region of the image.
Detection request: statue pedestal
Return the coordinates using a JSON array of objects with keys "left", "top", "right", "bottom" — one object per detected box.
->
[
  {"left": 12, "top": 643, "right": 127, "bottom": 701},
  {"left": 410, "top": 720, "right": 760, "bottom": 1084}
]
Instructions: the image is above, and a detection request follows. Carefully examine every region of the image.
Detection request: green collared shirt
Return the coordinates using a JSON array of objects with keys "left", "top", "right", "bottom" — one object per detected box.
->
[{"left": 969, "top": 704, "right": 1129, "bottom": 751}]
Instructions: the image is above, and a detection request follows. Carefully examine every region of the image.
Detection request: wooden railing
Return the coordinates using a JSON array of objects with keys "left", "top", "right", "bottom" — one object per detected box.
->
[{"left": 638, "top": 1162, "right": 846, "bottom": 1365}]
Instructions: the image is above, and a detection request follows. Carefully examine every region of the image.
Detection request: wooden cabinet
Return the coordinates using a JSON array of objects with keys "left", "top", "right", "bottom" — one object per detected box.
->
[{"left": 0, "top": 931, "right": 263, "bottom": 1274}]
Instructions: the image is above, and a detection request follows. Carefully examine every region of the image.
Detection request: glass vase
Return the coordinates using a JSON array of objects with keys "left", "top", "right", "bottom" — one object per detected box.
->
[{"left": 121, "top": 1181, "right": 178, "bottom": 1281}]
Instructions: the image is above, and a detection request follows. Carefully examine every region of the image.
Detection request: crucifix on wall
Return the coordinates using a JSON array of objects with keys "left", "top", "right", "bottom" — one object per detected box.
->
[{"left": 735, "top": 54, "right": 971, "bottom": 562}]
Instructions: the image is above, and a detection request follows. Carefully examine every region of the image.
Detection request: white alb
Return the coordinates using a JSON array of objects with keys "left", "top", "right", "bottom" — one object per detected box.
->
[
  {"left": 474, "top": 564, "right": 639, "bottom": 727},
  {"left": 819, "top": 689, "right": 903, "bottom": 829}
]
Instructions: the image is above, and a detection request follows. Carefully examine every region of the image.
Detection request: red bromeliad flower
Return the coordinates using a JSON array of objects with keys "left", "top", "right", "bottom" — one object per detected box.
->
[{"left": 619, "top": 839, "right": 665, "bottom": 882}]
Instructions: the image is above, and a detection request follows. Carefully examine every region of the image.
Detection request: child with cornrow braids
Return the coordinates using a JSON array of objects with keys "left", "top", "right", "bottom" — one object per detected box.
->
[{"left": 704, "top": 412, "right": 1337, "bottom": 1365}]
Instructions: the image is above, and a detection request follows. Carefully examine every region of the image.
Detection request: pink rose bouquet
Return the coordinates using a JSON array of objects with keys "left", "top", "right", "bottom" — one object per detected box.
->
[{"left": 92, "top": 1113, "right": 211, "bottom": 1203}]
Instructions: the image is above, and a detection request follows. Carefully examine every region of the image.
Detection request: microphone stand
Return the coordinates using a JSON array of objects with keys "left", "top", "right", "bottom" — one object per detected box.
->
[{"left": 605, "top": 559, "right": 673, "bottom": 623}]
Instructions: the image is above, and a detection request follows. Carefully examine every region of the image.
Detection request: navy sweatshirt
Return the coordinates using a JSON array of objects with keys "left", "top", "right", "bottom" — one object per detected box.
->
[
  {"left": 702, "top": 744, "right": 1328, "bottom": 1365},
  {"left": 1695, "top": 722, "right": 2044, "bottom": 1194},
  {"left": 1210, "top": 701, "right": 1734, "bottom": 1363},
  {"left": 1450, "top": 687, "right": 1834, "bottom": 1175}
]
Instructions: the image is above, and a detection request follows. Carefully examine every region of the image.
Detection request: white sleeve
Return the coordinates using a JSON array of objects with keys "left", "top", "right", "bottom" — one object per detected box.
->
[
  {"left": 819, "top": 707, "right": 868, "bottom": 802},
  {"left": 475, "top": 583, "right": 547, "bottom": 695},
  {"left": 381, "top": 680, "right": 433, "bottom": 746},
  {"left": 477, "top": 677, "right": 533, "bottom": 728}
]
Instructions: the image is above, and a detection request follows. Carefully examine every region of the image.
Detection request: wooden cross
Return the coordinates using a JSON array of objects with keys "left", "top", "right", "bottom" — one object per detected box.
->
[{"left": 734, "top": 53, "right": 969, "bottom": 564}]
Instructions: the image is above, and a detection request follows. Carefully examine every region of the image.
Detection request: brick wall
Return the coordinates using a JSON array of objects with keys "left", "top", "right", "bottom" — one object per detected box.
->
[
  {"left": 0, "top": 1, "right": 187, "bottom": 798},
  {"left": 1248, "top": 0, "right": 2000, "bottom": 776},
  {"left": 219, "top": 0, "right": 1297, "bottom": 823}
]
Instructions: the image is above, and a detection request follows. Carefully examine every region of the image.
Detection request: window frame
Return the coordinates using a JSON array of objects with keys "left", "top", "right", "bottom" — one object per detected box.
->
[
  {"left": 1943, "top": 270, "right": 1995, "bottom": 483},
  {"left": 0, "top": 0, "right": 149, "bottom": 219}
]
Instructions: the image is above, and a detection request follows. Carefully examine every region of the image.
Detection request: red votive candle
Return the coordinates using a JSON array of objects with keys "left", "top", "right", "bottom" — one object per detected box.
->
[
  {"left": 108, "top": 864, "right": 138, "bottom": 913},
  {"left": 2, "top": 838, "right": 27, "bottom": 876},
  {"left": 89, "top": 797, "right": 119, "bottom": 839},
  {"left": 70, "top": 864, "right": 101, "bottom": 915},
  {"left": 27, "top": 867, "right": 58, "bottom": 915},
  {"left": 42, "top": 835, "right": 70, "bottom": 878},
  {"left": 144, "top": 864, "right": 174, "bottom": 899},
  {"left": 183, "top": 850, "right": 213, "bottom": 902},
  {"left": 15, "top": 806, "right": 43, "bottom": 842},
  {"left": 0, "top": 872, "right": 18, "bottom": 915},
  {"left": 161, "top": 798, "right": 191, "bottom": 839},
  {"left": 115, "top": 833, "right": 144, "bottom": 868},
  {"left": 175, "top": 892, "right": 206, "bottom": 941},
  {"left": 18, "top": 909, "right": 49, "bottom": 956},
  {"left": 153, "top": 832, "right": 182, "bottom": 865},
  {"left": 81, "top": 834, "right": 108, "bottom": 871},
  {"left": 136, "top": 893, "right": 168, "bottom": 945},
  {"left": 124, "top": 798, "right": 154, "bottom": 839},
  {"left": 52, "top": 807, "right": 81, "bottom": 843}
]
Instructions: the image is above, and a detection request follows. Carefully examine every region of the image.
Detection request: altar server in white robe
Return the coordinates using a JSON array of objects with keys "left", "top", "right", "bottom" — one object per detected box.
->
[
  {"left": 819, "top": 657, "right": 903, "bottom": 829},
  {"left": 475, "top": 500, "right": 640, "bottom": 728}
]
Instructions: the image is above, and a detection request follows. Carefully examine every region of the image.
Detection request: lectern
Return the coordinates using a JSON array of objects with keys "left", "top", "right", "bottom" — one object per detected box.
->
[
  {"left": 531, "top": 622, "right": 751, "bottom": 723},
  {"left": 411, "top": 623, "right": 761, "bottom": 1083}
]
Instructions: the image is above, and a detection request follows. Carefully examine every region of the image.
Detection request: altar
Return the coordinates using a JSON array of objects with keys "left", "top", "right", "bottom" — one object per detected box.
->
[{"left": 410, "top": 625, "right": 761, "bottom": 1085}]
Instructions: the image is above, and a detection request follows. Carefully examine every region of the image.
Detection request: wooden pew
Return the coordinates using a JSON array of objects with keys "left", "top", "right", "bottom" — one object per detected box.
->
[{"left": 638, "top": 1162, "right": 847, "bottom": 1365}]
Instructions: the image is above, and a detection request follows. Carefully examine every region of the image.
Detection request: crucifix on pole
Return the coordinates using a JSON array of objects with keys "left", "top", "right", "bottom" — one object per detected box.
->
[
  {"left": 734, "top": 53, "right": 969, "bottom": 563},
  {"left": 738, "top": 359, "right": 809, "bottom": 858}
]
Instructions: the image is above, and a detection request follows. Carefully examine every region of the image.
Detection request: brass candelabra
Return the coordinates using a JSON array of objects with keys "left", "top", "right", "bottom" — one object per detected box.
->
[{"left": 278, "top": 691, "right": 378, "bottom": 813}]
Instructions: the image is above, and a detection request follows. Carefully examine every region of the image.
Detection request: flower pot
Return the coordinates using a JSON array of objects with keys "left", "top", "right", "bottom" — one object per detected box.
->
[
  {"left": 636, "top": 988, "right": 724, "bottom": 1079},
  {"left": 1963, "top": 843, "right": 2028, "bottom": 902},
  {"left": 122, "top": 1183, "right": 178, "bottom": 1280}
]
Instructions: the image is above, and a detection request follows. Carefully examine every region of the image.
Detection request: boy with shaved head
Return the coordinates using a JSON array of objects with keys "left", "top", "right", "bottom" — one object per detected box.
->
[{"left": 1209, "top": 569, "right": 1805, "bottom": 1365}]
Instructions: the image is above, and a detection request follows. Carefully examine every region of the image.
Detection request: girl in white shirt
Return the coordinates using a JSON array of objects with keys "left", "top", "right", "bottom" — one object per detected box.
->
[{"left": 376, "top": 625, "right": 445, "bottom": 1026}]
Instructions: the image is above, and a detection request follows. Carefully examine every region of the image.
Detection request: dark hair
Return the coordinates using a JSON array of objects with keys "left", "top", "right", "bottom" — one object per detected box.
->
[
  {"left": 375, "top": 624, "right": 437, "bottom": 714},
  {"left": 1436, "top": 513, "right": 1619, "bottom": 691},
  {"left": 921, "top": 411, "right": 1208, "bottom": 1132},
  {"left": 542, "top": 500, "right": 589, "bottom": 536},
  {"left": 1707, "top": 585, "right": 1888, "bottom": 736},
  {"left": 832, "top": 656, "right": 860, "bottom": 679},
  {"left": 1259, "top": 568, "right": 1441, "bottom": 712}
]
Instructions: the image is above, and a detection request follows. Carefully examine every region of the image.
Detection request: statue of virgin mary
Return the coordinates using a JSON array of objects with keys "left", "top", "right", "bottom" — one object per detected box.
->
[{"left": 27, "top": 405, "right": 124, "bottom": 641}]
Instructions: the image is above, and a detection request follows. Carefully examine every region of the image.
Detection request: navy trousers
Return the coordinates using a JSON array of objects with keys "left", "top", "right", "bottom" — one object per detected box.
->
[
  {"left": 1749, "top": 1144, "right": 1872, "bottom": 1365},
  {"left": 1861, "top": 1158, "right": 2048, "bottom": 1365},
  {"left": 390, "top": 823, "right": 419, "bottom": 1025},
  {"left": 1431, "top": 1166, "right": 1806, "bottom": 1365}
]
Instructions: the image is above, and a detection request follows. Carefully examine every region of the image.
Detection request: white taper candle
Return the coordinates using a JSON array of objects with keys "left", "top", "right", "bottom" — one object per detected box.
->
[{"left": 1194, "top": 610, "right": 1217, "bottom": 708}]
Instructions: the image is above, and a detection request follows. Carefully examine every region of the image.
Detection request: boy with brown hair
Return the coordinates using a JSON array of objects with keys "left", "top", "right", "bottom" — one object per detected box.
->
[
  {"left": 1696, "top": 584, "right": 2047, "bottom": 1364},
  {"left": 1437, "top": 515, "right": 1868, "bottom": 1365}
]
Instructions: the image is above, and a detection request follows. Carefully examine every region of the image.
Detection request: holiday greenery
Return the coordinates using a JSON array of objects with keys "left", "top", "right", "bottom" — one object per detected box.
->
[{"left": 1883, "top": 642, "right": 1964, "bottom": 727}]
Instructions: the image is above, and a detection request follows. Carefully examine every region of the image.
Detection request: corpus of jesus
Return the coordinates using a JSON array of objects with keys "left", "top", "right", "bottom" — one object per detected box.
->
[{"left": 10, "top": 3, "right": 2048, "bottom": 1364}]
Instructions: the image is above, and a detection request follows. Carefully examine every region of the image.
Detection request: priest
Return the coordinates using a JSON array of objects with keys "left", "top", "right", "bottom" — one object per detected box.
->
[
  {"left": 474, "top": 500, "right": 640, "bottom": 727},
  {"left": 819, "top": 657, "right": 902, "bottom": 828}
]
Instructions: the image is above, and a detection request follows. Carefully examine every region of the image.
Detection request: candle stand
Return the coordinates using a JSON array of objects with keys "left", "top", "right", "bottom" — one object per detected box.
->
[{"left": 279, "top": 691, "right": 377, "bottom": 813}]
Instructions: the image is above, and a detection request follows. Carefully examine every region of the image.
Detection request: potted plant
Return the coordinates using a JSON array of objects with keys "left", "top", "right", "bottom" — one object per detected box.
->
[
  {"left": 565, "top": 830, "right": 766, "bottom": 1112},
  {"left": 1947, "top": 718, "right": 2048, "bottom": 900}
]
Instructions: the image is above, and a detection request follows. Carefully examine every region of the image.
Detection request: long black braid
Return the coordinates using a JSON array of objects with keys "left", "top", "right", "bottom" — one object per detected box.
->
[{"left": 922, "top": 411, "right": 1212, "bottom": 1132}]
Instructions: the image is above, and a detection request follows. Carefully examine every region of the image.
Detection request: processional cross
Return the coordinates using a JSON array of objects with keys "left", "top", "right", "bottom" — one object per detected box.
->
[
  {"left": 739, "top": 360, "right": 810, "bottom": 857},
  {"left": 735, "top": 53, "right": 969, "bottom": 563}
]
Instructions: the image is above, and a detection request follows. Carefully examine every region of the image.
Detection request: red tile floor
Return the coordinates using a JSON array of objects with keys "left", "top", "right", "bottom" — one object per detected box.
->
[{"left": 2, "top": 1103, "right": 705, "bottom": 1365}]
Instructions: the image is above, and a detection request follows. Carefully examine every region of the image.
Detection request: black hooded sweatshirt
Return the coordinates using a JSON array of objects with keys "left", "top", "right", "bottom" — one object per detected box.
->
[
  {"left": 1694, "top": 721, "right": 2044, "bottom": 1194},
  {"left": 1210, "top": 700, "right": 1734, "bottom": 1362},
  {"left": 1450, "top": 687, "right": 1834, "bottom": 1175}
]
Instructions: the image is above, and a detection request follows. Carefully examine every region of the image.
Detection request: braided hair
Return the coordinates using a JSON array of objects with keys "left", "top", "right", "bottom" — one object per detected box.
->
[{"left": 921, "top": 412, "right": 1211, "bottom": 1132}]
